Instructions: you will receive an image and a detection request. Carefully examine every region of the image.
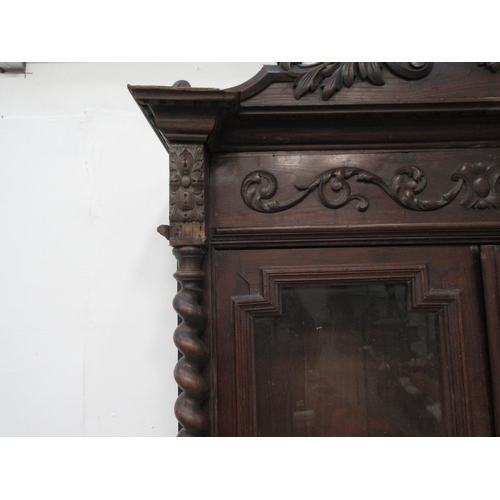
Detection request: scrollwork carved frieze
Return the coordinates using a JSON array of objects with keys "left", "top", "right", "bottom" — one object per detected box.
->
[{"left": 241, "top": 162, "right": 500, "bottom": 214}]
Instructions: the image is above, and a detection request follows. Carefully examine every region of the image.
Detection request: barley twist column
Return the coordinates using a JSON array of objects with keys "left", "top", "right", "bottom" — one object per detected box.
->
[
  {"left": 172, "top": 246, "right": 209, "bottom": 436},
  {"left": 160, "top": 143, "right": 209, "bottom": 436}
]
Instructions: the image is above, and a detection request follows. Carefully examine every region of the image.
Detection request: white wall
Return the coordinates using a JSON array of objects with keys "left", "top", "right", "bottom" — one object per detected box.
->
[{"left": 0, "top": 62, "right": 265, "bottom": 436}]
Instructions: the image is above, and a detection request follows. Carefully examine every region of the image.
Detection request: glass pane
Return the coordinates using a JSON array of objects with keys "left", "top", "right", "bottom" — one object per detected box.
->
[{"left": 253, "top": 284, "right": 443, "bottom": 436}]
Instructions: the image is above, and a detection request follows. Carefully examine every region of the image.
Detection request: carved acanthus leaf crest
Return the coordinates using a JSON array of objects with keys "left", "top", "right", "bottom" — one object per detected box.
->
[{"left": 279, "top": 62, "right": 434, "bottom": 100}]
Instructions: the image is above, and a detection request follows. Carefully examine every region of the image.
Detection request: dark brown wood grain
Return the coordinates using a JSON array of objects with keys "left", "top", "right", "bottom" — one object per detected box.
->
[
  {"left": 480, "top": 245, "right": 500, "bottom": 435},
  {"left": 211, "top": 222, "right": 500, "bottom": 249},
  {"left": 215, "top": 112, "right": 500, "bottom": 153}
]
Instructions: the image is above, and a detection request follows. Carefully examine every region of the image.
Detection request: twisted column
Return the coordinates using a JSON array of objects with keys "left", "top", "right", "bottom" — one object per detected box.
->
[
  {"left": 161, "top": 143, "right": 209, "bottom": 436},
  {"left": 172, "top": 246, "right": 209, "bottom": 436}
]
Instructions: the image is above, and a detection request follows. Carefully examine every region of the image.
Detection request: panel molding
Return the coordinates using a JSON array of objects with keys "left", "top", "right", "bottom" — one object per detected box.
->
[
  {"left": 211, "top": 222, "right": 500, "bottom": 249},
  {"left": 232, "top": 263, "right": 469, "bottom": 436}
]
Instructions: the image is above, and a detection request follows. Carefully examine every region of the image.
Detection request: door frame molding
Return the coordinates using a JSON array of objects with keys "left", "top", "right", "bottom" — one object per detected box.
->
[{"left": 232, "top": 263, "right": 468, "bottom": 436}]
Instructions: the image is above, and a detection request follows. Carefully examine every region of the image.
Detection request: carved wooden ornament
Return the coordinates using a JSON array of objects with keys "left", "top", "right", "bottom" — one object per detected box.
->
[
  {"left": 241, "top": 162, "right": 500, "bottom": 214},
  {"left": 280, "top": 62, "right": 434, "bottom": 100},
  {"left": 453, "top": 162, "right": 500, "bottom": 209},
  {"left": 167, "top": 143, "right": 206, "bottom": 246},
  {"left": 170, "top": 145, "right": 204, "bottom": 222}
]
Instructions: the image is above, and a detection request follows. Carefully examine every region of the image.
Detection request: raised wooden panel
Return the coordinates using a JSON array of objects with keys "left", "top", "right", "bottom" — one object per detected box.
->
[
  {"left": 233, "top": 265, "right": 466, "bottom": 436},
  {"left": 214, "top": 246, "right": 492, "bottom": 436}
]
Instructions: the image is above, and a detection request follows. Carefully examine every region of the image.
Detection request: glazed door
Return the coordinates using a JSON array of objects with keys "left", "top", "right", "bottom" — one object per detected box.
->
[{"left": 213, "top": 246, "right": 493, "bottom": 436}]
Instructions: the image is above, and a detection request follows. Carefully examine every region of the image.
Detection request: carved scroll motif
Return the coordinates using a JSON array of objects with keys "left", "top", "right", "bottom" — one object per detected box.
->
[
  {"left": 279, "top": 62, "right": 434, "bottom": 100},
  {"left": 172, "top": 246, "right": 209, "bottom": 437},
  {"left": 241, "top": 163, "right": 500, "bottom": 214}
]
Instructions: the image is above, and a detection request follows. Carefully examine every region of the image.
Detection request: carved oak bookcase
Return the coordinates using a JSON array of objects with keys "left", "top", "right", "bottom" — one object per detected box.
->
[{"left": 129, "top": 63, "right": 500, "bottom": 437}]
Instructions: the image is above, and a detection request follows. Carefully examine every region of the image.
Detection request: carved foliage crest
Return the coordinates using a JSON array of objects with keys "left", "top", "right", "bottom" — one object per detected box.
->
[
  {"left": 170, "top": 145, "right": 204, "bottom": 222},
  {"left": 279, "top": 62, "right": 434, "bottom": 100}
]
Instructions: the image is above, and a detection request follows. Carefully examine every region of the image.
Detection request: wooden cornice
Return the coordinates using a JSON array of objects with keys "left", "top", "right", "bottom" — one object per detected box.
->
[
  {"left": 128, "top": 85, "right": 239, "bottom": 150},
  {"left": 129, "top": 63, "right": 500, "bottom": 153}
]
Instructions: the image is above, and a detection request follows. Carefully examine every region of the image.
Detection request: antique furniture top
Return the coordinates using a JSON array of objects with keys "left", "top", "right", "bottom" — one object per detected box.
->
[
  {"left": 129, "top": 63, "right": 500, "bottom": 249},
  {"left": 129, "top": 63, "right": 500, "bottom": 153}
]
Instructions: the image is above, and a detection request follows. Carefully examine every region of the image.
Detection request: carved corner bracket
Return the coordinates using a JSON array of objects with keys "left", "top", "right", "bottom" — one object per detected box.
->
[
  {"left": 241, "top": 162, "right": 500, "bottom": 214},
  {"left": 167, "top": 143, "right": 207, "bottom": 246},
  {"left": 127, "top": 85, "right": 238, "bottom": 147}
]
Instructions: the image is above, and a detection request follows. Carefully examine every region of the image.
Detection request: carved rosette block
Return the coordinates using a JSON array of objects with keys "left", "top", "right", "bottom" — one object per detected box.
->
[
  {"left": 452, "top": 162, "right": 500, "bottom": 209},
  {"left": 169, "top": 144, "right": 206, "bottom": 246},
  {"left": 172, "top": 246, "right": 209, "bottom": 436}
]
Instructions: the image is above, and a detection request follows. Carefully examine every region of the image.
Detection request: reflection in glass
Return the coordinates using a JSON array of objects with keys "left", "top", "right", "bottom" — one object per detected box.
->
[{"left": 254, "top": 284, "right": 443, "bottom": 436}]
